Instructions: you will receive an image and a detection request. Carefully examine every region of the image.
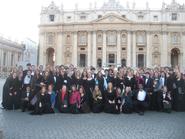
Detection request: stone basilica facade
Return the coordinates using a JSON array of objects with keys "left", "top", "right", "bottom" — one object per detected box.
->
[
  {"left": 0, "top": 36, "right": 24, "bottom": 74},
  {"left": 39, "top": 0, "right": 185, "bottom": 70}
]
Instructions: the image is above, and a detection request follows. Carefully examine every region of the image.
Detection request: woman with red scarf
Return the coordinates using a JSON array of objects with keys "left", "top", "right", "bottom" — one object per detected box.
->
[
  {"left": 69, "top": 85, "right": 81, "bottom": 114},
  {"left": 58, "top": 85, "right": 69, "bottom": 113}
]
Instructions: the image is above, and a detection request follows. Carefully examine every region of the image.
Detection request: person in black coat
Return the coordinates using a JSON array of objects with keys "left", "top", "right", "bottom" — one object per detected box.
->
[
  {"left": 31, "top": 85, "right": 54, "bottom": 115},
  {"left": 2, "top": 75, "right": 13, "bottom": 109},
  {"left": 42, "top": 70, "right": 55, "bottom": 88},
  {"left": 143, "top": 72, "right": 153, "bottom": 110},
  {"left": 114, "top": 72, "right": 125, "bottom": 92},
  {"left": 2, "top": 72, "right": 20, "bottom": 110},
  {"left": 122, "top": 87, "right": 133, "bottom": 114},
  {"left": 21, "top": 85, "right": 34, "bottom": 112},
  {"left": 72, "top": 70, "right": 82, "bottom": 90},
  {"left": 81, "top": 71, "right": 95, "bottom": 110},
  {"left": 92, "top": 85, "right": 103, "bottom": 113},
  {"left": 115, "top": 88, "right": 123, "bottom": 114},
  {"left": 162, "top": 86, "right": 172, "bottom": 113},
  {"left": 31, "top": 69, "right": 44, "bottom": 96},
  {"left": 79, "top": 86, "right": 91, "bottom": 113},
  {"left": 104, "top": 82, "right": 117, "bottom": 114},
  {"left": 173, "top": 72, "right": 185, "bottom": 111},
  {"left": 124, "top": 71, "right": 137, "bottom": 92},
  {"left": 90, "top": 67, "right": 97, "bottom": 79},
  {"left": 95, "top": 71, "right": 104, "bottom": 94}
]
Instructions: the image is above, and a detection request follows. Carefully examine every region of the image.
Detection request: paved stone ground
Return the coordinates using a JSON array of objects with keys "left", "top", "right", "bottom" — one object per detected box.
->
[{"left": 0, "top": 79, "right": 185, "bottom": 139}]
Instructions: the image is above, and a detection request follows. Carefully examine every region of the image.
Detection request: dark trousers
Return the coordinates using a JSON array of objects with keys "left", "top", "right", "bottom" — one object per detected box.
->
[
  {"left": 6, "top": 95, "right": 20, "bottom": 110},
  {"left": 104, "top": 103, "right": 118, "bottom": 114},
  {"left": 151, "top": 91, "right": 162, "bottom": 111},
  {"left": 135, "top": 100, "right": 147, "bottom": 113},
  {"left": 21, "top": 100, "right": 34, "bottom": 111},
  {"left": 157, "top": 91, "right": 163, "bottom": 111},
  {"left": 32, "top": 102, "right": 54, "bottom": 115},
  {"left": 70, "top": 104, "right": 79, "bottom": 114}
]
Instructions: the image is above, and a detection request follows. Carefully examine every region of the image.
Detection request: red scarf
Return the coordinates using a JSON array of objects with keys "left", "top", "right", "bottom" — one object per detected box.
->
[{"left": 61, "top": 91, "right": 66, "bottom": 102}]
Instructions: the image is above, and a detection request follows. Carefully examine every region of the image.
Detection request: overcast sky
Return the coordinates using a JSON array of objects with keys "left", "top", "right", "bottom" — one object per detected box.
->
[{"left": 0, "top": 0, "right": 184, "bottom": 44}]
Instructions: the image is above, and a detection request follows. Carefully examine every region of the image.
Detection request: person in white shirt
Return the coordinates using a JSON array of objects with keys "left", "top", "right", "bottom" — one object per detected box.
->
[
  {"left": 135, "top": 84, "right": 147, "bottom": 115},
  {"left": 23, "top": 70, "right": 32, "bottom": 91}
]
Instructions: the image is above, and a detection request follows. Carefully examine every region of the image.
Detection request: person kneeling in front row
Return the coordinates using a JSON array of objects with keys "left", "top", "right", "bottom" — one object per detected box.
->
[
  {"left": 134, "top": 84, "right": 148, "bottom": 115},
  {"left": 21, "top": 85, "right": 34, "bottom": 112}
]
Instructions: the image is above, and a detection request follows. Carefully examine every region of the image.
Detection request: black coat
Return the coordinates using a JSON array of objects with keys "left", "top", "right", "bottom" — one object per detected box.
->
[
  {"left": 2, "top": 77, "right": 20, "bottom": 109},
  {"left": 143, "top": 77, "right": 153, "bottom": 93},
  {"left": 124, "top": 76, "right": 137, "bottom": 91}
]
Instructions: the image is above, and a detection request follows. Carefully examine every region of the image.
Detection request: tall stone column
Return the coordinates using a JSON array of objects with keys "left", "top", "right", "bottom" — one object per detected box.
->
[
  {"left": 132, "top": 32, "right": 136, "bottom": 67},
  {"left": 87, "top": 31, "right": 92, "bottom": 67},
  {"left": 146, "top": 32, "right": 151, "bottom": 67},
  {"left": 92, "top": 31, "right": 97, "bottom": 67},
  {"left": 182, "top": 32, "right": 185, "bottom": 72},
  {"left": 0, "top": 49, "right": 2, "bottom": 67},
  {"left": 7, "top": 51, "right": 10, "bottom": 67},
  {"left": 127, "top": 31, "right": 131, "bottom": 67},
  {"left": 39, "top": 33, "right": 45, "bottom": 65},
  {"left": 117, "top": 31, "right": 121, "bottom": 66},
  {"left": 72, "top": 32, "right": 78, "bottom": 67},
  {"left": 56, "top": 32, "right": 63, "bottom": 65},
  {"left": 102, "top": 31, "right": 107, "bottom": 67},
  {"left": 161, "top": 32, "right": 168, "bottom": 67}
]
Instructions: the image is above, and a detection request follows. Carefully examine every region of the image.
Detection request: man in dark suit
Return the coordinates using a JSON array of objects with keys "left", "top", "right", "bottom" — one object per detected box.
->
[
  {"left": 21, "top": 85, "right": 34, "bottom": 112},
  {"left": 91, "top": 67, "right": 97, "bottom": 79},
  {"left": 143, "top": 72, "right": 153, "bottom": 110},
  {"left": 23, "top": 63, "right": 32, "bottom": 78}
]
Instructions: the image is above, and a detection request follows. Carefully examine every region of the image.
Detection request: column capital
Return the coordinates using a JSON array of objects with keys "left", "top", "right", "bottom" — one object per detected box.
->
[
  {"left": 116, "top": 30, "right": 122, "bottom": 34},
  {"left": 182, "top": 32, "right": 185, "bottom": 36},
  {"left": 102, "top": 30, "right": 107, "bottom": 34},
  {"left": 87, "top": 31, "right": 93, "bottom": 34},
  {"left": 72, "top": 31, "right": 78, "bottom": 34},
  {"left": 161, "top": 31, "right": 169, "bottom": 35}
]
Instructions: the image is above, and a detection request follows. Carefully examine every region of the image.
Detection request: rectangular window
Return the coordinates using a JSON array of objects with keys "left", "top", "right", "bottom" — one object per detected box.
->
[
  {"left": 138, "top": 15, "right": 144, "bottom": 20},
  {"left": 122, "top": 15, "right": 126, "bottom": 18},
  {"left": 80, "top": 16, "right": 86, "bottom": 20},
  {"left": 107, "top": 32, "right": 117, "bottom": 46},
  {"left": 80, "top": 48, "right": 85, "bottom": 50},
  {"left": 172, "top": 13, "right": 177, "bottom": 21},
  {"left": 98, "top": 47, "right": 102, "bottom": 50},
  {"left": 98, "top": 15, "right": 102, "bottom": 18},
  {"left": 67, "top": 16, "right": 71, "bottom": 20},
  {"left": 171, "top": 33, "right": 180, "bottom": 44},
  {"left": 79, "top": 54, "right": 86, "bottom": 67},
  {"left": 78, "top": 34, "right": 87, "bottom": 46},
  {"left": 49, "top": 15, "right": 55, "bottom": 22},
  {"left": 153, "top": 15, "right": 158, "bottom": 21},
  {"left": 137, "top": 54, "right": 144, "bottom": 67},
  {"left": 108, "top": 54, "right": 115, "bottom": 64},
  {"left": 48, "top": 35, "right": 54, "bottom": 45}
]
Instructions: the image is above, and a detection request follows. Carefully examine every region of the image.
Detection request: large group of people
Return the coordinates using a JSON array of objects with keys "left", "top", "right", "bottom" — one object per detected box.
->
[{"left": 1, "top": 63, "right": 185, "bottom": 115}]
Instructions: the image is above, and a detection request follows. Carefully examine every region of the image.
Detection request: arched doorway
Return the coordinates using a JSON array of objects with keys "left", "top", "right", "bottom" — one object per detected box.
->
[
  {"left": 46, "top": 48, "right": 55, "bottom": 66},
  {"left": 121, "top": 59, "right": 126, "bottom": 67},
  {"left": 171, "top": 48, "right": 180, "bottom": 68},
  {"left": 97, "top": 59, "right": 102, "bottom": 67}
]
